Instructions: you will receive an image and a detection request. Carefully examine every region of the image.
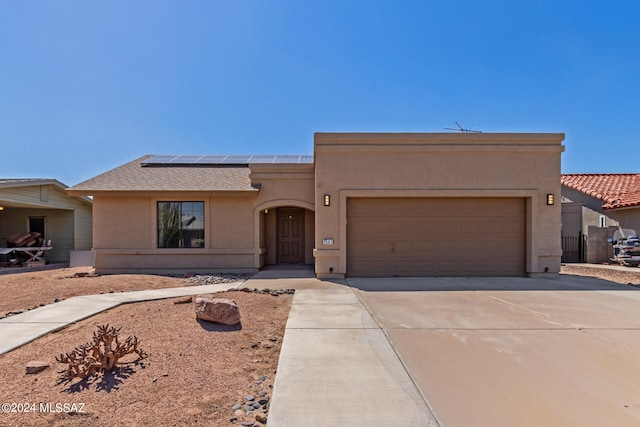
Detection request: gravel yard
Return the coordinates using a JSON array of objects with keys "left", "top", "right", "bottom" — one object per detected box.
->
[
  {"left": 561, "top": 264, "right": 640, "bottom": 286},
  {"left": 0, "top": 268, "right": 291, "bottom": 427}
]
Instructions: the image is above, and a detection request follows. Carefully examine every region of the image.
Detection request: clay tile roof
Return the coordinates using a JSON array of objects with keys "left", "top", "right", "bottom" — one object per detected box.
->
[
  {"left": 561, "top": 173, "right": 640, "bottom": 210},
  {"left": 67, "top": 155, "right": 257, "bottom": 193}
]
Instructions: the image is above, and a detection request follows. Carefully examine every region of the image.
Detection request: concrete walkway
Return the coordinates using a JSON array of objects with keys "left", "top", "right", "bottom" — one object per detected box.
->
[
  {"left": 266, "top": 285, "right": 437, "bottom": 426},
  {"left": 0, "top": 282, "right": 243, "bottom": 355}
]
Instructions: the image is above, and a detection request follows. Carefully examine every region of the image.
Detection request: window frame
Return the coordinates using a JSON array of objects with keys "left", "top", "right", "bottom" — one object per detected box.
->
[{"left": 157, "top": 201, "right": 205, "bottom": 249}]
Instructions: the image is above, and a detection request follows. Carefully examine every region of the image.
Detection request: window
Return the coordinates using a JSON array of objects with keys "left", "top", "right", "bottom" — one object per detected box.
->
[
  {"left": 158, "top": 201, "right": 204, "bottom": 248},
  {"left": 599, "top": 215, "right": 606, "bottom": 228}
]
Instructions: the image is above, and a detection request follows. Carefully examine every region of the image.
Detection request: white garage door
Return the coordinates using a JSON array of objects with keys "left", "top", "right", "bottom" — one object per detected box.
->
[{"left": 347, "top": 198, "right": 526, "bottom": 277}]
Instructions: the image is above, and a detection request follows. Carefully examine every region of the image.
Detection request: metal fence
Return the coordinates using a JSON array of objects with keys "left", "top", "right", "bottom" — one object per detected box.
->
[{"left": 561, "top": 232, "right": 586, "bottom": 263}]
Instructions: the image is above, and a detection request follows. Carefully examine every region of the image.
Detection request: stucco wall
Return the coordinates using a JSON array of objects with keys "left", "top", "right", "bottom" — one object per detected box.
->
[
  {"left": 561, "top": 185, "right": 640, "bottom": 234},
  {"left": 609, "top": 209, "right": 640, "bottom": 233},
  {"left": 92, "top": 193, "right": 257, "bottom": 273},
  {"left": 313, "top": 133, "right": 565, "bottom": 278}
]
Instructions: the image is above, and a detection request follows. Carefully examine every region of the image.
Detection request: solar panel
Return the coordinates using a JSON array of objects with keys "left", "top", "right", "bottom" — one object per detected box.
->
[
  {"left": 168, "top": 155, "right": 203, "bottom": 163},
  {"left": 141, "top": 154, "right": 313, "bottom": 166},
  {"left": 143, "top": 155, "right": 179, "bottom": 164},
  {"left": 248, "top": 155, "right": 278, "bottom": 163},
  {"left": 221, "top": 155, "right": 251, "bottom": 164},
  {"left": 197, "top": 155, "right": 227, "bottom": 164}
]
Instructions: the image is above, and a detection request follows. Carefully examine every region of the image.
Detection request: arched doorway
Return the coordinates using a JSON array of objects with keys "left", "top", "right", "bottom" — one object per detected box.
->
[{"left": 254, "top": 201, "right": 315, "bottom": 269}]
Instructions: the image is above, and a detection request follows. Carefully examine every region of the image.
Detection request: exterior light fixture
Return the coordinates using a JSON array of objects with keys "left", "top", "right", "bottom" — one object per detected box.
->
[
  {"left": 0, "top": 206, "right": 4, "bottom": 211},
  {"left": 546, "top": 194, "right": 555, "bottom": 205},
  {"left": 264, "top": 209, "right": 268, "bottom": 214},
  {"left": 323, "top": 194, "right": 330, "bottom": 206}
]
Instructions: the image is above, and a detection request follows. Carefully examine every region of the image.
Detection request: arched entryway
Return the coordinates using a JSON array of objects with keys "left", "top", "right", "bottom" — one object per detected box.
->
[{"left": 254, "top": 201, "right": 315, "bottom": 269}]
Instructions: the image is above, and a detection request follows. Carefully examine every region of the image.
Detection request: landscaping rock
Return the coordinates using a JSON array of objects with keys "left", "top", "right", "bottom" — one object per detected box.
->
[
  {"left": 25, "top": 360, "right": 49, "bottom": 374},
  {"left": 194, "top": 295, "right": 241, "bottom": 325}
]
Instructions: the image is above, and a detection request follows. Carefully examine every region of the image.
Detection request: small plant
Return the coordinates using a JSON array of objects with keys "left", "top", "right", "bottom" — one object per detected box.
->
[{"left": 56, "top": 324, "right": 148, "bottom": 380}]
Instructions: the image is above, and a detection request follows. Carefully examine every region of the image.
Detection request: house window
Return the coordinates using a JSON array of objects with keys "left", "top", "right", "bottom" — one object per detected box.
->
[
  {"left": 157, "top": 201, "right": 205, "bottom": 248},
  {"left": 599, "top": 215, "right": 606, "bottom": 228}
]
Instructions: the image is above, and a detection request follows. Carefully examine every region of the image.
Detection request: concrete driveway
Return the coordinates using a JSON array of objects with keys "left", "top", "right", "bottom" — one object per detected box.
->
[{"left": 348, "top": 275, "right": 640, "bottom": 426}]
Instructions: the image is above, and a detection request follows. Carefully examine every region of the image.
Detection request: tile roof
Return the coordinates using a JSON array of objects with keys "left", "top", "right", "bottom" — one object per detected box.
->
[
  {"left": 68, "top": 155, "right": 257, "bottom": 193},
  {"left": 561, "top": 174, "right": 640, "bottom": 210}
]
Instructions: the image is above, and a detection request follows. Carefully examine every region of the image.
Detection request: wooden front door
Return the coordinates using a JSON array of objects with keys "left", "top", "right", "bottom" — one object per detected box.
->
[{"left": 277, "top": 208, "right": 305, "bottom": 264}]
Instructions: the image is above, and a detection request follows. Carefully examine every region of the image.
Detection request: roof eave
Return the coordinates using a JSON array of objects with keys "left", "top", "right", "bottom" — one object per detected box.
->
[{"left": 66, "top": 188, "right": 259, "bottom": 197}]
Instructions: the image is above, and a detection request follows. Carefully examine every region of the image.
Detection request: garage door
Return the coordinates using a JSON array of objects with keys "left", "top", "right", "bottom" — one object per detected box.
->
[{"left": 347, "top": 198, "right": 525, "bottom": 277}]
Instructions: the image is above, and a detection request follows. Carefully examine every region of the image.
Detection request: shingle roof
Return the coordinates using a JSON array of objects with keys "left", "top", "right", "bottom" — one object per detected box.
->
[
  {"left": 561, "top": 174, "right": 640, "bottom": 210},
  {"left": 0, "top": 178, "right": 65, "bottom": 188},
  {"left": 68, "top": 155, "right": 257, "bottom": 193}
]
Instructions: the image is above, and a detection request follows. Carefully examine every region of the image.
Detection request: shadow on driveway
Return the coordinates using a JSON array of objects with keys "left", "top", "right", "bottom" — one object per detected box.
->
[{"left": 346, "top": 274, "right": 640, "bottom": 292}]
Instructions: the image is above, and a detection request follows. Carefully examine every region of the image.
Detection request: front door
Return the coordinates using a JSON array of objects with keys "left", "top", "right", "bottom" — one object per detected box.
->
[{"left": 277, "top": 208, "right": 305, "bottom": 264}]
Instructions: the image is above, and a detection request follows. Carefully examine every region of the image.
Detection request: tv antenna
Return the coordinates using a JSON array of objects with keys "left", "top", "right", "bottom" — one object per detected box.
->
[{"left": 444, "top": 121, "right": 481, "bottom": 133}]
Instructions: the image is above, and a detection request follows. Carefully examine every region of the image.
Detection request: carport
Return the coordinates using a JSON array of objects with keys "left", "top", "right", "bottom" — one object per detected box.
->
[{"left": 0, "top": 179, "right": 92, "bottom": 264}]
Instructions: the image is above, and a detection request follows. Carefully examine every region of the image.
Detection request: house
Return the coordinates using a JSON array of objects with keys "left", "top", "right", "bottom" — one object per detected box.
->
[
  {"left": 0, "top": 179, "right": 93, "bottom": 264},
  {"left": 66, "top": 132, "right": 565, "bottom": 278},
  {"left": 561, "top": 174, "right": 640, "bottom": 263}
]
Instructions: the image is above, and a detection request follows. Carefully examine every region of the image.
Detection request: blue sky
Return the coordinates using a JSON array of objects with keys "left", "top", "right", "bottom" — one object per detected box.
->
[{"left": 1, "top": 1, "right": 638, "bottom": 185}]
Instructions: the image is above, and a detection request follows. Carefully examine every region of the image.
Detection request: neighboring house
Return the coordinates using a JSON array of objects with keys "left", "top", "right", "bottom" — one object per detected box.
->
[
  {"left": 0, "top": 179, "right": 93, "bottom": 263},
  {"left": 561, "top": 173, "right": 640, "bottom": 263},
  {"left": 67, "top": 132, "right": 565, "bottom": 278}
]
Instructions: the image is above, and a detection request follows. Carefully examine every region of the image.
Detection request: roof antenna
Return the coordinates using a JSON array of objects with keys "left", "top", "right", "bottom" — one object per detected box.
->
[{"left": 444, "top": 121, "right": 482, "bottom": 133}]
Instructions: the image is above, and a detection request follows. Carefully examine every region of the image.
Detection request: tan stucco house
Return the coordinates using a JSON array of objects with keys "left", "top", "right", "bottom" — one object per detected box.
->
[
  {"left": 0, "top": 179, "right": 93, "bottom": 263},
  {"left": 67, "top": 132, "right": 565, "bottom": 278}
]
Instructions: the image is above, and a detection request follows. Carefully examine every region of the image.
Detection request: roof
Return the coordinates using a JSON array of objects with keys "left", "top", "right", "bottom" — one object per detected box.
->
[
  {"left": 67, "top": 155, "right": 258, "bottom": 193},
  {"left": 561, "top": 174, "right": 640, "bottom": 210},
  {"left": 0, "top": 178, "right": 93, "bottom": 206},
  {"left": 141, "top": 154, "right": 314, "bottom": 165},
  {"left": 0, "top": 178, "right": 67, "bottom": 189}
]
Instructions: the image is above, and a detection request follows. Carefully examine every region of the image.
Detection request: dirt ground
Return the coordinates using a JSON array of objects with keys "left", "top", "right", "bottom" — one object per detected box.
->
[
  {"left": 0, "top": 268, "right": 292, "bottom": 427},
  {"left": 0, "top": 267, "right": 198, "bottom": 317},
  {"left": 560, "top": 264, "right": 640, "bottom": 286}
]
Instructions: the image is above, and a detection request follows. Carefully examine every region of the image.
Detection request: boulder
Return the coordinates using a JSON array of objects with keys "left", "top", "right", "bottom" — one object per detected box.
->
[
  {"left": 194, "top": 295, "right": 241, "bottom": 325},
  {"left": 26, "top": 360, "right": 49, "bottom": 374}
]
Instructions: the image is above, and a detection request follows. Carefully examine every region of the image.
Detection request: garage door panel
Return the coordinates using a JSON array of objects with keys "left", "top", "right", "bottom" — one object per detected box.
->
[
  {"left": 481, "top": 201, "right": 524, "bottom": 216},
  {"left": 482, "top": 240, "right": 523, "bottom": 256},
  {"left": 349, "top": 240, "right": 381, "bottom": 256},
  {"left": 499, "top": 220, "right": 524, "bottom": 236},
  {"left": 431, "top": 219, "right": 461, "bottom": 237},
  {"left": 412, "top": 240, "right": 440, "bottom": 254},
  {"left": 455, "top": 221, "right": 479, "bottom": 235},
  {"left": 347, "top": 198, "right": 525, "bottom": 277},
  {"left": 411, "top": 221, "right": 442, "bottom": 235}
]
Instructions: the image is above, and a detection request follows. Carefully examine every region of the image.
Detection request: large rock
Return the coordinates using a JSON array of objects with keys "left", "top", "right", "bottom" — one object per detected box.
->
[
  {"left": 26, "top": 360, "right": 49, "bottom": 374},
  {"left": 194, "top": 295, "right": 241, "bottom": 325}
]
